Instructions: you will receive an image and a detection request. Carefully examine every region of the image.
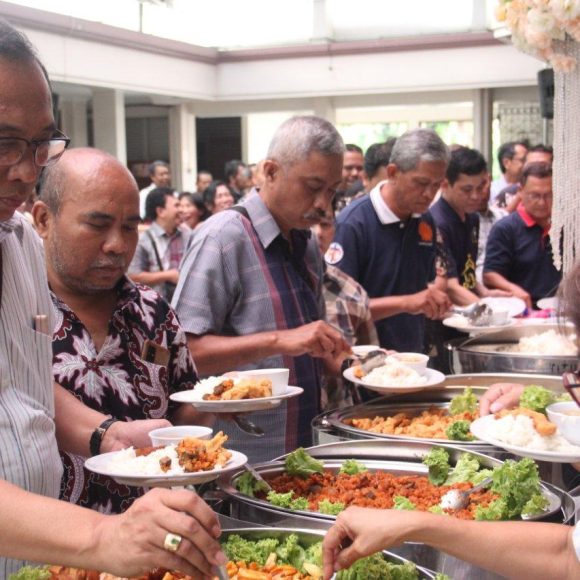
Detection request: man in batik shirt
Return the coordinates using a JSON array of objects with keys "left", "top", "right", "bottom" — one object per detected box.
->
[{"left": 33, "top": 148, "right": 208, "bottom": 513}]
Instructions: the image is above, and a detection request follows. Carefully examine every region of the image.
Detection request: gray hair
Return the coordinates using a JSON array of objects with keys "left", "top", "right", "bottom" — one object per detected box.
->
[
  {"left": 267, "top": 115, "right": 344, "bottom": 167},
  {"left": 390, "top": 128, "right": 449, "bottom": 172}
]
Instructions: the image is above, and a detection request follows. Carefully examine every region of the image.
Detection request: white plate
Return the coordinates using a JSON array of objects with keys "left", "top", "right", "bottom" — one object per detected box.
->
[
  {"left": 537, "top": 297, "right": 558, "bottom": 311},
  {"left": 480, "top": 296, "right": 527, "bottom": 317},
  {"left": 351, "top": 345, "right": 387, "bottom": 357},
  {"left": 85, "top": 449, "right": 248, "bottom": 487},
  {"left": 343, "top": 366, "right": 445, "bottom": 394},
  {"left": 470, "top": 415, "right": 580, "bottom": 463},
  {"left": 170, "top": 385, "right": 303, "bottom": 413},
  {"left": 443, "top": 315, "right": 516, "bottom": 334}
]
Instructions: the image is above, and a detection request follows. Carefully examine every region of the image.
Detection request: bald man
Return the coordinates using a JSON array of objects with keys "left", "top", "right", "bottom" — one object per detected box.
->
[{"left": 33, "top": 147, "right": 211, "bottom": 513}]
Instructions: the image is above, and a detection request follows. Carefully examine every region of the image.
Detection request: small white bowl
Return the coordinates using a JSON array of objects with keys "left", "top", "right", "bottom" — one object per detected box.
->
[
  {"left": 386, "top": 352, "right": 429, "bottom": 374},
  {"left": 546, "top": 401, "right": 580, "bottom": 446},
  {"left": 230, "top": 368, "right": 289, "bottom": 395},
  {"left": 149, "top": 425, "right": 212, "bottom": 447}
]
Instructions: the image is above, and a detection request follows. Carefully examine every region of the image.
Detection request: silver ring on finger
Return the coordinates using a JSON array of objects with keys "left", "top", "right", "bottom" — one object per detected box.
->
[{"left": 164, "top": 532, "right": 183, "bottom": 553}]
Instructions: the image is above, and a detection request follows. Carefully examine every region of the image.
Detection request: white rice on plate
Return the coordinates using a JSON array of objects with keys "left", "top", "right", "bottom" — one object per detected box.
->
[
  {"left": 362, "top": 360, "right": 427, "bottom": 387},
  {"left": 488, "top": 414, "right": 580, "bottom": 454},
  {"left": 106, "top": 445, "right": 224, "bottom": 476}
]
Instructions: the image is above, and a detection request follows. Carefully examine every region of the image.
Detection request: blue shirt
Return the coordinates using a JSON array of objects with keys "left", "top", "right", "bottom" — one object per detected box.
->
[
  {"left": 330, "top": 185, "right": 438, "bottom": 352},
  {"left": 429, "top": 197, "right": 479, "bottom": 289},
  {"left": 483, "top": 207, "right": 561, "bottom": 302}
]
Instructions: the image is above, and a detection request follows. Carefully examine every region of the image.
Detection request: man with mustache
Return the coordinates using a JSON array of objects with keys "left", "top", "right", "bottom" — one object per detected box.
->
[
  {"left": 173, "top": 115, "right": 350, "bottom": 462},
  {"left": 33, "top": 147, "right": 210, "bottom": 513}
]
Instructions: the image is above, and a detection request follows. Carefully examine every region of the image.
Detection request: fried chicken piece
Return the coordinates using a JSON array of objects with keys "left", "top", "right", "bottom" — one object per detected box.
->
[
  {"left": 176, "top": 432, "right": 232, "bottom": 472},
  {"left": 495, "top": 408, "right": 557, "bottom": 436},
  {"left": 159, "top": 456, "right": 172, "bottom": 472}
]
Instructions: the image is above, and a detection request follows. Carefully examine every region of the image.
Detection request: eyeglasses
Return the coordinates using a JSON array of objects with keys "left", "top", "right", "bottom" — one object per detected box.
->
[
  {"left": 563, "top": 370, "right": 580, "bottom": 407},
  {"left": 0, "top": 130, "right": 70, "bottom": 168}
]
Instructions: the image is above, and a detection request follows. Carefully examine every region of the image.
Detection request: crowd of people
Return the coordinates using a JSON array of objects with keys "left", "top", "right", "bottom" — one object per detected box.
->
[{"left": 1, "top": 17, "right": 578, "bottom": 580}]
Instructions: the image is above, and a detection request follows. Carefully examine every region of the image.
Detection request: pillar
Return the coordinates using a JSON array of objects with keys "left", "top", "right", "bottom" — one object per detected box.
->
[
  {"left": 169, "top": 103, "right": 197, "bottom": 192},
  {"left": 92, "top": 88, "right": 127, "bottom": 164},
  {"left": 473, "top": 88, "right": 493, "bottom": 163},
  {"left": 60, "top": 97, "right": 89, "bottom": 148}
]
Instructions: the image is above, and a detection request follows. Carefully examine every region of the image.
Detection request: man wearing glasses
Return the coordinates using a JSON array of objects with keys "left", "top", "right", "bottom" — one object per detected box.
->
[
  {"left": 483, "top": 162, "right": 561, "bottom": 309},
  {"left": 0, "top": 20, "right": 224, "bottom": 578}
]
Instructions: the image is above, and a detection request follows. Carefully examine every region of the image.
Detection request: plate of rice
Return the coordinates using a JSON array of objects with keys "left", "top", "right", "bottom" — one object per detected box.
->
[
  {"left": 470, "top": 413, "right": 580, "bottom": 463},
  {"left": 503, "top": 329, "right": 578, "bottom": 356},
  {"left": 85, "top": 432, "right": 248, "bottom": 487},
  {"left": 343, "top": 359, "right": 445, "bottom": 394}
]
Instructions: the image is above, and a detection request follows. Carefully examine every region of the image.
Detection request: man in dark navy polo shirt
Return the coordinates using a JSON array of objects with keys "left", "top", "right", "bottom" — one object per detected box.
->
[
  {"left": 484, "top": 162, "right": 561, "bottom": 308},
  {"left": 330, "top": 128, "right": 451, "bottom": 352},
  {"left": 430, "top": 146, "right": 502, "bottom": 305}
]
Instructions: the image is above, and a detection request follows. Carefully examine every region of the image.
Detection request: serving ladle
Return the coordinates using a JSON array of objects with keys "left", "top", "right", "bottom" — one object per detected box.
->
[
  {"left": 439, "top": 477, "right": 493, "bottom": 510},
  {"left": 232, "top": 414, "right": 264, "bottom": 437}
]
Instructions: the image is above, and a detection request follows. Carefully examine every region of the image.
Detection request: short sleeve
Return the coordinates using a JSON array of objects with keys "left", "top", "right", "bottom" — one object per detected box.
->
[
  {"left": 172, "top": 231, "right": 237, "bottom": 336},
  {"left": 574, "top": 522, "right": 580, "bottom": 562},
  {"left": 483, "top": 220, "right": 513, "bottom": 276},
  {"left": 129, "top": 236, "right": 153, "bottom": 274}
]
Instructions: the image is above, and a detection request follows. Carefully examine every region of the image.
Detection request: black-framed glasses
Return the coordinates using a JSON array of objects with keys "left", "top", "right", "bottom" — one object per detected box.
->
[
  {"left": 0, "top": 130, "right": 70, "bottom": 168},
  {"left": 563, "top": 370, "right": 580, "bottom": 407}
]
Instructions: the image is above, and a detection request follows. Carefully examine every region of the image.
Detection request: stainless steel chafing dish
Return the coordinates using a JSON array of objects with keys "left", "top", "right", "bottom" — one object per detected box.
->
[
  {"left": 312, "top": 374, "right": 562, "bottom": 453},
  {"left": 214, "top": 440, "right": 575, "bottom": 580},
  {"left": 219, "top": 528, "right": 436, "bottom": 579},
  {"left": 445, "top": 324, "right": 577, "bottom": 376}
]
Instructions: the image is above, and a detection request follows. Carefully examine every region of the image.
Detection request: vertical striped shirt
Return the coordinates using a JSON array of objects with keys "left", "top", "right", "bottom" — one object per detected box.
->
[
  {"left": 0, "top": 213, "right": 62, "bottom": 577},
  {"left": 173, "top": 193, "right": 325, "bottom": 462}
]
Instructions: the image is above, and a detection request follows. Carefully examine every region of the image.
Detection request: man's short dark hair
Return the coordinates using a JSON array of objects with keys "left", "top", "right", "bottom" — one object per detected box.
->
[
  {"left": 520, "top": 162, "right": 552, "bottom": 186},
  {"left": 364, "top": 138, "right": 397, "bottom": 179},
  {"left": 0, "top": 19, "right": 51, "bottom": 87},
  {"left": 345, "top": 144, "right": 363, "bottom": 155},
  {"left": 145, "top": 187, "right": 174, "bottom": 221},
  {"left": 446, "top": 146, "right": 488, "bottom": 185},
  {"left": 497, "top": 141, "right": 526, "bottom": 174},
  {"left": 527, "top": 144, "right": 553, "bottom": 156},
  {"left": 148, "top": 160, "right": 169, "bottom": 177},
  {"left": 224, "top": 160, "right": 244, "bottom": 183}
]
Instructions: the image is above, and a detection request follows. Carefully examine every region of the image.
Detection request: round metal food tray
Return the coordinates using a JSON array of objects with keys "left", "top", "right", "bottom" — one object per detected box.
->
[
  {"left": 218, "top": 440, "right": 564, "bottom": 524},
  {"left": 220, "top": 528, "right": 436, "bottom": 579},
  {"left": 446, "top": 324, "right": 577, "bottom": 376}
]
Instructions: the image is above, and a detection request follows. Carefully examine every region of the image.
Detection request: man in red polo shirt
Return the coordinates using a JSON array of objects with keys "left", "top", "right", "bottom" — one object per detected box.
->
[{"left": 483, "top": 162, "right": 561, "bottom": 309}]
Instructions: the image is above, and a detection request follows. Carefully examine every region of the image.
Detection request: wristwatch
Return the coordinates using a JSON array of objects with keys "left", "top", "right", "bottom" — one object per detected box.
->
[{"left": 90, "top": 417, "right": 119, "bottom": 456}]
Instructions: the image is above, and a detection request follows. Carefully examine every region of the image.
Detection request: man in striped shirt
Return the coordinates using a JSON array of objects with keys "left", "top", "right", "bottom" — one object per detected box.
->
[
  {"left": 173, "top": 115, "right": 350, "bottom": 462},
  {"left": 0, "top": 20, "right": 224, "bottom": 577}
]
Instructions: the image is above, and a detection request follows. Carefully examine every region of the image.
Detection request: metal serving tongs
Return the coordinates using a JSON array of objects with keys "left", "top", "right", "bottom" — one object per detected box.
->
[
  {"left": 344, "top": 349, "right": 387, "bottom": 374},
  {"left": 439, "top": 477, "right": 493, "bottom": 510},
  {"left": 451, "top": 302, "right": 493, "bottom": 327}
]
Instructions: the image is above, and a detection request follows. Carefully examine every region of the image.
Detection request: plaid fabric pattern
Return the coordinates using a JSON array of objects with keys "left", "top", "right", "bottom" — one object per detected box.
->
[
  {"left": 173, "top": 192, "right": 325, "bottom": 462},
  {"left": 322, "top": 264, "right": 378, "bottom": 410},
  {"left": 167, "top": 231, "right": 183, "bottom": 270}
]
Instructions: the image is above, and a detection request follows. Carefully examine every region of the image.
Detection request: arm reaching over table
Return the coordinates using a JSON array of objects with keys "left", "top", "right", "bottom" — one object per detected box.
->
[{"left": 322, "top": 506, "right": 580, "bottom": 580}]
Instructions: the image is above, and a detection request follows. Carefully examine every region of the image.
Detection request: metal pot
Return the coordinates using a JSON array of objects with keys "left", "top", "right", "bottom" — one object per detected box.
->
[
  {"left": 312, "top": 375, "right": 561, "bottom": 454},
  {"left": 219, "top": 528, "right": 436, "bottom": 579},
  {"left": 216, "top": 440, "right": 574, "bottom": 580},
  {"left": 445, "top": 324, "right": 577, "bottom": 376}
]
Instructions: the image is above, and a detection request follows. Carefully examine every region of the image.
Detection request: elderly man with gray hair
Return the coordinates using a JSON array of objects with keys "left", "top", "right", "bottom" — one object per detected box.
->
[
  {"left": 330, "top": 128, "right": 451, "bottom": 354},
  {"left": 173, "top": 115, "right": 350, "bottom": 462}
]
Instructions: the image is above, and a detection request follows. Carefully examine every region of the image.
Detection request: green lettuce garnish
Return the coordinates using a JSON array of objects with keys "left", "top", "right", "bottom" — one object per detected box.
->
[
  {"left": 318, "top": 498, "right": 346, "bottom": 515},
  {"left": 285, "top": 447, "right": 324, "bottom": 478},
  {"left": 423, "top": 447, "right": 450, "bottom": 485},
  {"left": 393, "top": 495, "right": 416, "bottom": 510},
  {"left": 221, "top": 534, "right": 278, "bottom": 566},
  {"left": 445, "top": 453, "right": 482, "bottom": 485},
  {"left": 336, "top": 553, "right": 419, "bottom": 580},
  {"left": 449, "top": 387, "right": 478, "bottom": 415},
  {"left": 9, "top": 567, "right": 51, "bottom": 580},
  {"left": 475, "top": 498, "right": 507, "bottom": 521},
  {"left": 236, "top": 471, "right": 270, "bottom": 497},
  {"left": 446, "top": 420, "right": 474, "bottom": 441},
  {"left": 339, "top": 459, "right": 368, "bottom": 475},
  {"left": 276, "top": 533, "right": 306, "bottom": 571},
  {"left": 428, "top": 505, "right": 447, "bottom": 515},
  {"left": 520, "top": 385, "right": 570, "bottom": 415},
  {"left": 266, "top": 490, "right": 309, "bottom": 510}
]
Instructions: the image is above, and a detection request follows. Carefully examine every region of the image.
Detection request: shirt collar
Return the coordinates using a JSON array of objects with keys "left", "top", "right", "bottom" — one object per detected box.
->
[
  {"left": 370, "top": 181, "right": 422, "bottom": 224},
  {"left": 150, "top": 221, "right": 181, "bottom": 239},
  {"left": 0, "top": 214, "right": 21, "bottom": 244},
  {"left": 243, "top": 191, "right": 285, "bottom": 248},
  {"left": 517, "top": 205, "right": 550, "bottom": 235}
]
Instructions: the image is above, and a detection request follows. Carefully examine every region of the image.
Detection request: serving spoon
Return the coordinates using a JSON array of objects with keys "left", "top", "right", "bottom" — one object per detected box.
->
[
  {"left": 439, "top": 477, "right": 493, "bottom": 510},
  {"left": 232, "top": 414, "right": 264, "bottom": 437}
]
